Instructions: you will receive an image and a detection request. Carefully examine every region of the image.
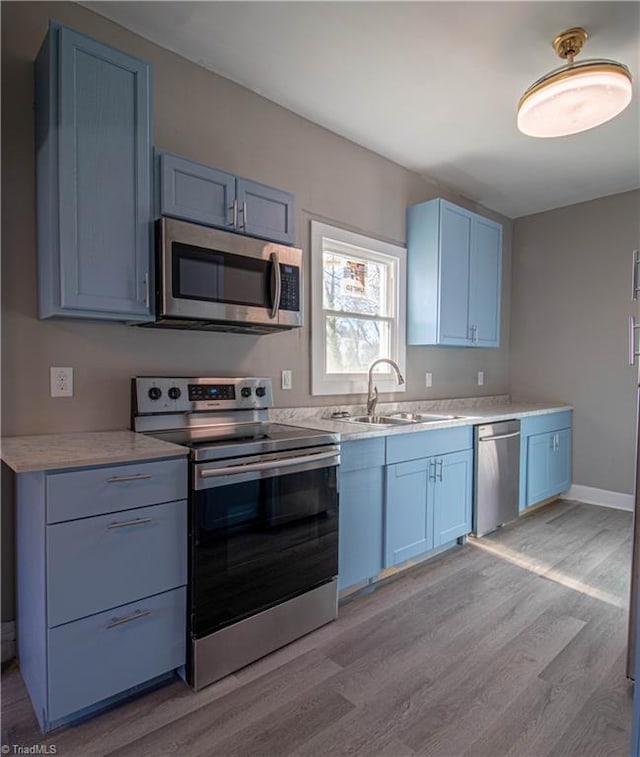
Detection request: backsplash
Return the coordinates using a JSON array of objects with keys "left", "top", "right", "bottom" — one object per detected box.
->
[{"left": 269, "top": 394, "right": 511, "bottom": 422}]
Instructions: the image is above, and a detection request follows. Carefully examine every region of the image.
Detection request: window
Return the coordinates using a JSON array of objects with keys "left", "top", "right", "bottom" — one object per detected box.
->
[{"left": 310, "top": 221, "right": 406, "bottom": 396}]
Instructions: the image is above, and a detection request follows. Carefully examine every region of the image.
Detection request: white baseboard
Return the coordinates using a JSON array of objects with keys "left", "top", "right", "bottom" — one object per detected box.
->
[
  {"left": 1, "top": 620, "right": 16, "bottom": 663},
  {"left": 567, "top": 484, "right": 634, "bottom": 512}
]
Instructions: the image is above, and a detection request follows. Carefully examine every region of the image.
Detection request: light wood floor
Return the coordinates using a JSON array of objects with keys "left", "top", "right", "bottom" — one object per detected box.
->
[{"left": 2, "top": 499, "right": 635, "bottom": 756}]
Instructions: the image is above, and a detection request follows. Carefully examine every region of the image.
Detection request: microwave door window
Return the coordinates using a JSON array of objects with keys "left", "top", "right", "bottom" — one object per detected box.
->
[{"left": 173, "top": 243, "right": 270, "bottom": 309}]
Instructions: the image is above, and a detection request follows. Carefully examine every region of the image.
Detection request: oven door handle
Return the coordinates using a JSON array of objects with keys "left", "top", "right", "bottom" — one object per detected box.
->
[{"left": 199, "top": 449, "right": 340, "bottom": 480}]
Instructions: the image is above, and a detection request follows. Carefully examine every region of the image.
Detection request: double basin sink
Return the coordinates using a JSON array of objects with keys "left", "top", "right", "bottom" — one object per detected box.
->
[{"left": 343, "top": 412, "right": 465, "bottom": 426}]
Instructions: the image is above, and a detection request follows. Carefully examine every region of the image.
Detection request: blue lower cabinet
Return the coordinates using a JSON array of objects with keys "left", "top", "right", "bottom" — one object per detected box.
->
[
  {"left": 525, "top": 426, "right": 572, "bottom": 508},
  {"left": 339, "top": 439, "right": 385, "bottom": 590},
  {"left": 48, "top": 588, "right": 185, "bottom": 722},
  {"left": 385, "top": 458, "right": 433, "bottom": 567},
  {"left": 386, "top": 449, "right": 473, "bottom": 568},
  {"left": 519, "top": 411, "right": 573, "bottom": 511},
  {"left": 339, "top": 468, "right": 384, "bottom": 590},
  {"left": 433, "top": 449, "right": 473, "bottom": 547}
]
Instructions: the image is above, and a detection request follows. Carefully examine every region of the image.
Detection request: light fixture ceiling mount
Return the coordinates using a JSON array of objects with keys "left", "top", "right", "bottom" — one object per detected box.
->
[{"left": 517, "top": 26, "right": 633, "bottom": 138}]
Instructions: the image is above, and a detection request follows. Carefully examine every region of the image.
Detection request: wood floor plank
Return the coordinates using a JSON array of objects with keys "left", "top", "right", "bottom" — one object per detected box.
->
[{"left": 104, "top": 650, "right": 342, "bottom": 757}]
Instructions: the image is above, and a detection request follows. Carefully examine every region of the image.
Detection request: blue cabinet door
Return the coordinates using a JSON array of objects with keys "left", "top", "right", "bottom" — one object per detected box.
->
[
  {"left": 526, "top": 432, "right": 552, "bottom": 506},
  {"left": 407, "top": 198, "right": 502, "bottom": 347},
  {"left": 433, "top": 449, "right": 473, "bottom": 546},
  {"left": 385, "top": 458, "right": 433, "bottom": 567},
  {"left": 236, "top": 178, "right": 295, "bottom": 245},
  {"left": 438, "top": 202, "right": 472, "bottom": 345},
  {"left": 339, "top": 468, "right": 384, "bottom": 590},
  {"left": 159, "top": 152, "right": 235, "bottom": 229},
  {"left": 36, "top": 23, "right": 152, "bottom": 321},
  {"left": 469, "top": 216, "right": 502, "bottom": 347},
  {"left": 549, "top": 429, "right": 572, "bottom": 496}
]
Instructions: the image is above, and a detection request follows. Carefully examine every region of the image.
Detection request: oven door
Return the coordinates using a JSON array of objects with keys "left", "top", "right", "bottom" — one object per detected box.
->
[
  {"left": 190, "top": 446, "right": 339, "bottom": 639},
  {"left": 158, "top": 217, "right": 302, "bottom": 328}
]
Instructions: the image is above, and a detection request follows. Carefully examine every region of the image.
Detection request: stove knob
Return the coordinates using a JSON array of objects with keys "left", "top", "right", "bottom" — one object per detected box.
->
[
  {"left": 241, "top": 387, "right": 252, "bottom": 398},
  {"left": 168, "top": 387, "right": 181, "bottom": 400},
  {"left": 256, "top": 386, "right": 266, "bottom": 398},
  {"left": 148, "top": 387, "right": 162, "bottom": 401}
]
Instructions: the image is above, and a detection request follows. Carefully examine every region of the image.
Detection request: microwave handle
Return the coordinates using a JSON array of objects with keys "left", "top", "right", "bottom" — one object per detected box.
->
[{"left": 270, "top": 252, "right": 281, "bottom": 319}]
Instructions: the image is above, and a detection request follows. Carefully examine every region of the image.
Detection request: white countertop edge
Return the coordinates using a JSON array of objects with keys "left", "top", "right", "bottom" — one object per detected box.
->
[
  {"left": 1, "top": 430, "right": 189, "bottom": 474},
  {"left": 277, "top": 403, "right": 573, "bottom": 441}
]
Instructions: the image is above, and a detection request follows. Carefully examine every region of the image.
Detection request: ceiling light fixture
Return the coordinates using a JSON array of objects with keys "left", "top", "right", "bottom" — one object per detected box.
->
[{"left": 517, "top": 27, "right": 633, "bottom": 138}]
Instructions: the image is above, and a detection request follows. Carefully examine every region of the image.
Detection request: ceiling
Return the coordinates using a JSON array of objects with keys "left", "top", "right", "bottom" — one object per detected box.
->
[{"left": 84, "top": 1, "right": 640, "bottom": 219}]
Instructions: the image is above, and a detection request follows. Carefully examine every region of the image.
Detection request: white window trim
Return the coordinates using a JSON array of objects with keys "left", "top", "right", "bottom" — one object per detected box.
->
[{"left": 310, "top": 220, "right": 407, "bottom": 397}]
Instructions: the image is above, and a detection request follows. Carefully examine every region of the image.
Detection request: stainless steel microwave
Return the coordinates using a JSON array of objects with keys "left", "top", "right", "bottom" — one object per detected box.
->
[{"left": 143, "top": 218, "right": 303, "bottom": 333}]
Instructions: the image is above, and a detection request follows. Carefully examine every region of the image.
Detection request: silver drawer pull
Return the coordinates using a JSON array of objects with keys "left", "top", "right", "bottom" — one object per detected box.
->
[
  {"left": 106, "top": 609, "right": 151, "bottom": 629},
  {"left": 106, "top": 473, "right": 152, "bottom": 483},
  {"left": 107, "top": 517, "right": 152, "bottom": 530}
]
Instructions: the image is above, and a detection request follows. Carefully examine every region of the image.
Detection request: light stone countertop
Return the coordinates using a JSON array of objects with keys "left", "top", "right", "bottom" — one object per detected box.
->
[
  {"left": 272, "top": 401, "right": 573, "bottom": 441},
  {"left": 1, "top": 430, "right": 189, "bottom": 473}
]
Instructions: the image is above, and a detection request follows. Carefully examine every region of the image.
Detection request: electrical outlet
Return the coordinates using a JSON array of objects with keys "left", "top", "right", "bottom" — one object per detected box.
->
[
  {"left": 477, "top": 370, "right": 485, "bottom": 386},
  {"left": 425, "top": 372, "right": 433, "bottom": 388},
  {"left": 281, "top": 370, "right": 292, "bottom": 390},
  {"left": 50, "top": 367, "right": 73, "bottom": 397}
]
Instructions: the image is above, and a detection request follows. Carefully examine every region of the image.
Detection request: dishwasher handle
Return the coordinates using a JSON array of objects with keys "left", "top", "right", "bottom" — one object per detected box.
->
[{"left": 478, "top": 431, "right": 521, "bottom": 442}]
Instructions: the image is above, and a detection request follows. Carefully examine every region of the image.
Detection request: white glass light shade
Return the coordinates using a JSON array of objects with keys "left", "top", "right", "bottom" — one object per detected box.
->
[{"left": 517, "top": 59, "right": 633, "bottom": 138}]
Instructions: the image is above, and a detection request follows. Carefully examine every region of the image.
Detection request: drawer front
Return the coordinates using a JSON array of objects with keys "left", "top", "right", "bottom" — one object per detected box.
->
[
  {"left": 386, "top": 426, "right": 472, "bottom": 465},
  {"left": 520, "top": 411, "right": 572, "bottom": 438},
  {"left": 47, "top": 500, "right": 187, "bottom": 627},
  {"left": 46, "top": 458, "right": 187, "bottom": 523},
  {"left": 47, "top": 587, "right": 185, "bottom": 722},
  {"left": 340, "top": 438, "right": 386, "bottom": 472}
]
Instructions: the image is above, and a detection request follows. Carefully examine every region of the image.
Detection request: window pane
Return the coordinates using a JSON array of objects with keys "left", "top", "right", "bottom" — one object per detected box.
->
[
  {"left": 323, "top": 252, "right": 388, "bottom": 316},
  {"left": 325, "top": 315, "right": 391, "bottom": 373}
]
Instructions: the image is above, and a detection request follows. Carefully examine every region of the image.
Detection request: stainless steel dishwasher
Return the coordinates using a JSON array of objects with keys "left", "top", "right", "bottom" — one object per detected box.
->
[{"left": 474, "top": 420, "right": 521, "bottom": 537}]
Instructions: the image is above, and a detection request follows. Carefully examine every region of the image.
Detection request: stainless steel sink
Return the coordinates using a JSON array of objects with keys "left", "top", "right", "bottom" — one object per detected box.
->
[
  {"left": 384, "top": 412, "right": 464, "bottom": 423},
  {"left": 342, "top": 415, "right": 415, "bottom": 426}
]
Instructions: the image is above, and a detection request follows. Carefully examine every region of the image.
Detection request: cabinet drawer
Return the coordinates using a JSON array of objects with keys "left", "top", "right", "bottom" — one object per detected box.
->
[
  {"left": 340, "top": 438, "right": 386, "bottom": 472},
  {"left": 46, "top": 458, "right": 187, "bottom": 523},
  {"left": 47, "top": 500, "right": 187, "bottom": 627},
  {"left": 520, "top": 411, "right": 572, "bottom": 437},
  {"left": 386, "top": 426, "right": 472, "bottom": 464},
  {"left": 47, "top": 587, "right": 185, "bottom": 722}
]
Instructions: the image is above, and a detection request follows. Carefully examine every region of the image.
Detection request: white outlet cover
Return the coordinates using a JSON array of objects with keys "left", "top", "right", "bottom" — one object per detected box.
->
[
  {"left": 50, "top": 366, "right": 73, "bottom": 397},
  {"left": 477, "top": 371, "right": 485, "bottom": 386},
  {"left": 425, "top": 372, "right": 433, "bottom": 388},
  {"left": 281, "top": 370, "right": 292, "bottom": 390}
]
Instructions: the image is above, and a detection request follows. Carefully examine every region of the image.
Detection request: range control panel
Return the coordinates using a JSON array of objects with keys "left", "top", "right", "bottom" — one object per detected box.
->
[{"left": 133, "top": 377, "right": 273, "bottom": 415}]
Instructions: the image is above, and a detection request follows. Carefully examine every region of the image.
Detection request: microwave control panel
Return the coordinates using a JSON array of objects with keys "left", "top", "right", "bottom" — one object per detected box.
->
[{"left": 279, "top": 265, "right": 300, "bottom": 312}]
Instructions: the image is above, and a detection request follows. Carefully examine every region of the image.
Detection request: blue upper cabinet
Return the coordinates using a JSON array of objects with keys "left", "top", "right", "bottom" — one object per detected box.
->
[
  {"left": 158, "top": 152, "right": 295, "bottom": 245},
  {"left": 407, "top": 198, "right": 502, "bottom": 347},
  {"left": 159, "top": 152, "right": 235, "bottom": 229},
  {"left": 35, "top": 23, "right": 153, "bottom": 321}
]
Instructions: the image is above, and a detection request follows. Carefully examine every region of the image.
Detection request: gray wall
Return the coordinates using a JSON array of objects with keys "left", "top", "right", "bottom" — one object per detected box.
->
[
  {"left": 0, "top": 1, "right": 511, "bottom": 624},
  {"left": 511, "top": 190, "right": 640, "bottom": 495},
  {"left": 1, "top": 0, "right": 512, "bottom": 440}
]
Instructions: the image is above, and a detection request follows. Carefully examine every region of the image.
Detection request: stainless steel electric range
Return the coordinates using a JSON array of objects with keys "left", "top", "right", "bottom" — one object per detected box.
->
[{"left": 132, "top": 376, "right": 340, "bottom": 690}]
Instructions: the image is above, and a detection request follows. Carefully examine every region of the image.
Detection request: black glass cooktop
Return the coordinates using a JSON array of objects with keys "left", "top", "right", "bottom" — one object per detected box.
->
[{"left": 149, "top": 422, "right": 337, "bottom": 462}]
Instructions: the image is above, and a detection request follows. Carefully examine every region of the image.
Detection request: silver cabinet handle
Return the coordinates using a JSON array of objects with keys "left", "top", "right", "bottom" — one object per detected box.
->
[
  {"left": 633, "top": 250, "right": 640, "bottom": 300},
  {"left": 107, "top": 517, "right": 153, "bottom": 530},
  {"left": 629, "top": 316, "right": 640, "bottom": 366},
  {"left": 230, "top": 198, "right": 238, "bottom": 227},
  {"left": 428, "top": 459, "right": 437, "bottom": 482},
  {"left": 242, "top": 201, "right": 248, "bottom": 228},
  {"left": 200, "top": 449, "right": 339, "bottom": 479},
  {"left": 469, "top": 324, "right": 478, "bottom": 343},
  {"left": 270, "top": 251, "right": 281, "bottom": 319},
  {"left": 143, "top": 273, "right": 149, "bottom": 308},
  {"left": 437, "top": 459, "right": 444, "bottom": 482},
  {"left": 106, "top": 609, "right": 151, "bottom": 629},
  {"left": 106, "top": 473, "right": 152, "bottom": 483}
]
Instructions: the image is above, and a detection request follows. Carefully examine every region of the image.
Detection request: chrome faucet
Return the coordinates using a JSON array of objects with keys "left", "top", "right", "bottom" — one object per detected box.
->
[{"left": 366, "top": 359, "right": 405, "bottom": 416}]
